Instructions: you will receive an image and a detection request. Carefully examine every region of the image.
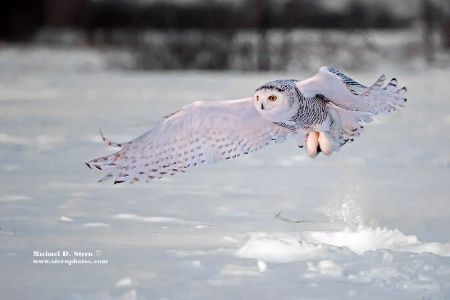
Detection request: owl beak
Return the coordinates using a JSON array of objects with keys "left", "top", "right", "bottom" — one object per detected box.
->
[{"left": 261, "top": 103, "right": 265, "bottom": 110}]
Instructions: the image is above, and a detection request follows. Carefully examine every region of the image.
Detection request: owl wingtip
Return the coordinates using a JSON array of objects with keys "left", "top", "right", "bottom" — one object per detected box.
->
[{"left": 85, "top": 162, "right": 92, "bottom": 169}]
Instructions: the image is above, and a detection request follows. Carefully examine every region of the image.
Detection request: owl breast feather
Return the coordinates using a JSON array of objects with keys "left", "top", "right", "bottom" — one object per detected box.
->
[{"left": 280, "top": 86, "right": 329, "bottom": 130}]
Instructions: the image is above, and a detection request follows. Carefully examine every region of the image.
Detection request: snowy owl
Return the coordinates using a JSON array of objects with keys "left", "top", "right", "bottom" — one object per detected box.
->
[{"left": 86, "top": 66, "right": 407, "bottom": 184}]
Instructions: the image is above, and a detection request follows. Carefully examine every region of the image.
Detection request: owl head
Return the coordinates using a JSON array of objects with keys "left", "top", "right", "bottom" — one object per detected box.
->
[{"left": 252, "top": 79, "right": 299, "bottom": 123}]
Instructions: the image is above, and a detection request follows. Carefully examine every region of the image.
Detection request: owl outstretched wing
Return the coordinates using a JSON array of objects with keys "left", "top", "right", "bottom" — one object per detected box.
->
[
  {"left": 86, "top": 98, "right": 291, "bottom": 184},
  {"left": 296, "top": 66, "right": 407, "bottom": 114}
]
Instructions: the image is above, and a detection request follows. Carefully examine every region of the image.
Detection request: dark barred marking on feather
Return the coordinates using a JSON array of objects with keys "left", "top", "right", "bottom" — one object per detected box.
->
[
  {"left": 273, "top": 122, "right": 298, "bottom": 132},
  {"left": 327, "top": 67, "right": 366, "bottom": 95},
  {"left": 289, "top": 87, "right": 328, "bottom": 128},
  {"left": 255, "top": 80, "right": 295, "bottom": 92}
]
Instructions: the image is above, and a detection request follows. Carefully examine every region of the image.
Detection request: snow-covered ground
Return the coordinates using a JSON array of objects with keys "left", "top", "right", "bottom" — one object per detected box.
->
[{"left": 0, "top": 46, "right": 449, "bottom": 299}]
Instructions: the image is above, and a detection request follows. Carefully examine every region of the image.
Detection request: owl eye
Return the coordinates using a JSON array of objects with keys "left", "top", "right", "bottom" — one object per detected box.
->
[
  {"left": 256, "top": 95, "right": 259, "bottom": 101},
  {"left": 268, "top": 95, "right": 277, "bottom": 101}
]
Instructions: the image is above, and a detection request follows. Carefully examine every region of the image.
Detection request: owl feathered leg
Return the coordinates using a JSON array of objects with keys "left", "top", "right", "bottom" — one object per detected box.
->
[
  {"left": 317, "top": 132, "right": 340, "bottom": 156},
  {"left": 304, "top": 107, "right": 343, "bottom": 158},
  {"left": 294, "top": 129, "right": 334, "bottom": 158},
  {"left": 302, "top": 130, "right": 342, "bottom": 158},
  {"left": 317, "top": 107, "right": 343, "bottom": 156},
  {"left": 306, "top": 131, "right": 320, "bottom": 158},
  {"left": 294, "top": 130, "right": 320, "bottom": 158}
]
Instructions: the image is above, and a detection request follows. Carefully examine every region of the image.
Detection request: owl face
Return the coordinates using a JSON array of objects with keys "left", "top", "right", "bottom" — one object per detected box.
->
[{"left": 253, "top": 80, "right": 298, "bottom": 123}]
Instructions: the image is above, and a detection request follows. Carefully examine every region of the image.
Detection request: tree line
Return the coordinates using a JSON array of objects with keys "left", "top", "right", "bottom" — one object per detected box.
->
[{"left": 1, "top": 0, "right": 417, "bottom": 42}]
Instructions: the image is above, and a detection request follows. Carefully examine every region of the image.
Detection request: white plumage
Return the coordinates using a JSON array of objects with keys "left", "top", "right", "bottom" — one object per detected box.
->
[{"left": 86, "top": 66, "right": 407, "bottom": 184}]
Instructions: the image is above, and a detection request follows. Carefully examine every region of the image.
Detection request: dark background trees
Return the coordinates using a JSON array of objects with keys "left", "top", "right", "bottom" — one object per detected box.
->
[{"left": 0, "top": 0, "right": 432, "bottom": 42}]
